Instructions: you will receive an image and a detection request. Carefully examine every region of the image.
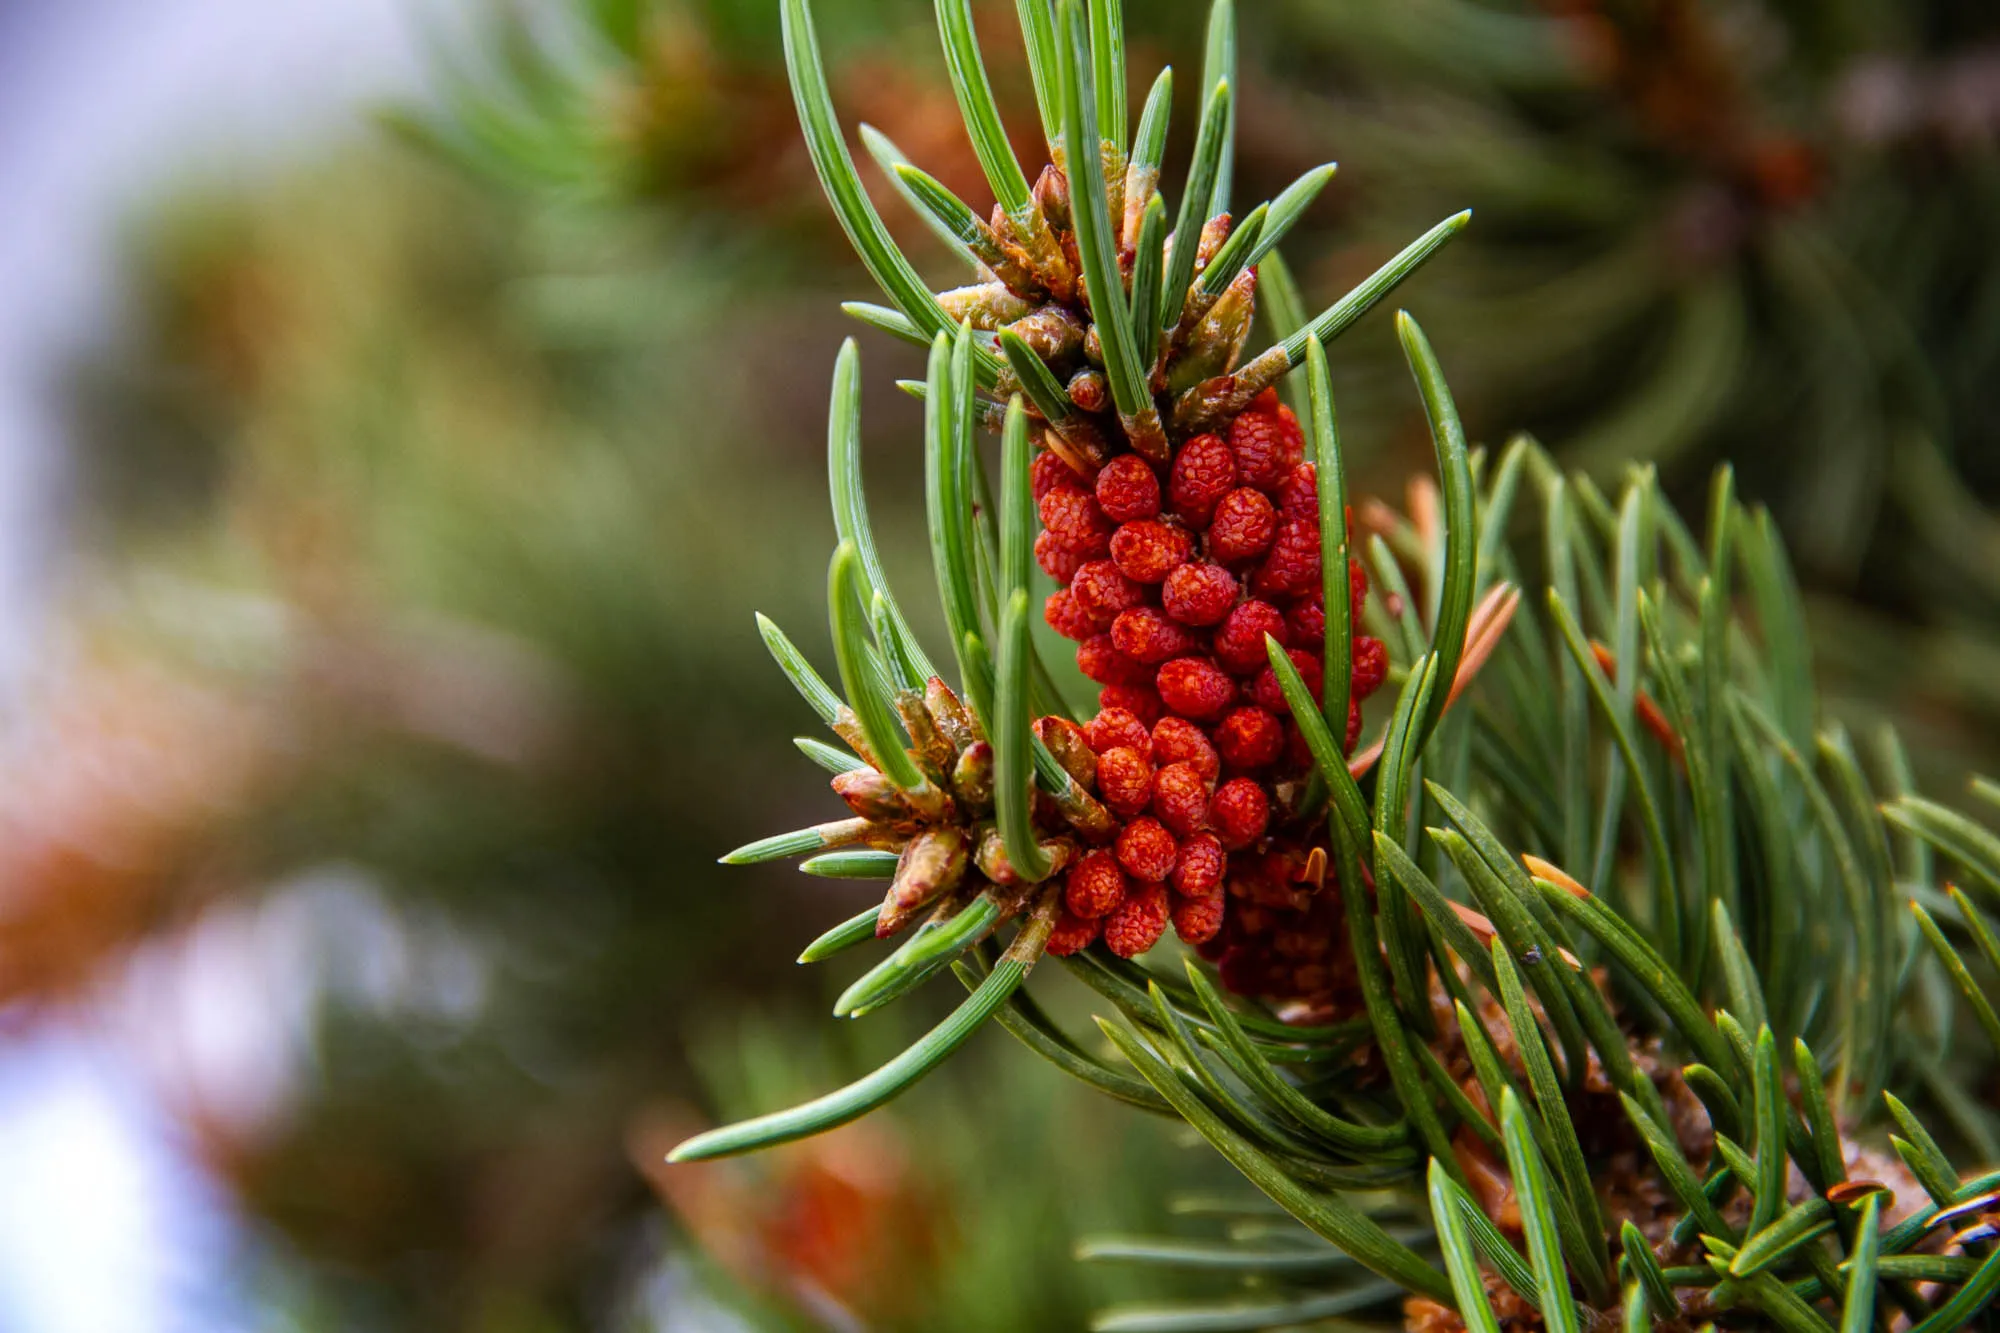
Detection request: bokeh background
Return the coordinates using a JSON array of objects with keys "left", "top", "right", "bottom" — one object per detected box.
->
[{"left": 0, "top": 0, "right": 1996, "bottom": 1328}]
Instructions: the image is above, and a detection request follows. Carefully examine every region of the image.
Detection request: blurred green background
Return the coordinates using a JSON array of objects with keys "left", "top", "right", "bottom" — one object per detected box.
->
[{"left": 2, "top": 0, "right": 1996, "bottom": 1328}]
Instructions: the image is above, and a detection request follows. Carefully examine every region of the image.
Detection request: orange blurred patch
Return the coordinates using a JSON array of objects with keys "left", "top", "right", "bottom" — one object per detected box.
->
[{"left": 630, "top": 1103, "right": 948, "bottom": 1323}]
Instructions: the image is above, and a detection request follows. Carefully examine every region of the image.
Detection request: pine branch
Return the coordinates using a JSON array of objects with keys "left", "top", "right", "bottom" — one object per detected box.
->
[{"left": 634, "top": 3, "right": 2000, "bottom": 1329}]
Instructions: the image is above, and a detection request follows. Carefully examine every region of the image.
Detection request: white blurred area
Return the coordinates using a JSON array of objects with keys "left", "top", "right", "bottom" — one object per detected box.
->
[{"left": 0, "top": 1, "right": 465, "bottom": 1327}]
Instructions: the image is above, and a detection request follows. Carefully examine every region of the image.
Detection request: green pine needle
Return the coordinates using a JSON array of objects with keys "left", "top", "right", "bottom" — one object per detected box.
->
[
  {"left": 834, "top": 893, "right": 1002, "bottom": 1017},
  {"left": 828, "top": 543, "right": 925, "bottom": 792},
  {"left": 800, "top": 848, "right": 899, "bottom": 879},
  {"left": 798, "top": 905, "right": 885, "bottom": 963},
  {"left": 1499, "top": 1088, "right": 1583, "bottom": 1333},
  {"left": 781, "top": 0, "right": 998, "bottom": 376},
  {"left": 669, "top": 954, "right": 1026, "bottom": 1161},
  {"left": 1094, "top": 1015, "right": 1454, "bottom": 1302},
  {"left": 935, "top": 0, "right": 1034, "bottom": 218},
  {"left": 1430, "top": 1159, "right": 1505, "bottom": 1333},
  {"left": 1056, "top": 0, "right": 1148, "bottom": 421},
  {"left": 1159, "top": 78, "right": 1232, "bottom": 333}
]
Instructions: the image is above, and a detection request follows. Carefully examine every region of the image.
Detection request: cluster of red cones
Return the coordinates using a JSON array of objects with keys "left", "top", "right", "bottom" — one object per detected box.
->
[{"left": 1028, "top": 388, "right": 1390, "bottom": 1001}]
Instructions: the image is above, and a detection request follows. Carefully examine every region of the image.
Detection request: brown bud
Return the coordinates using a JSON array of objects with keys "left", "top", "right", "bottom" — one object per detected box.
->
[
  {"left": 1155, "top": 213, "right": 1237, "bottom": 358},
  {"left": 1039, "top": 836, "right": 1080, "bottom": 879},
  {"left": 974, "top": 823, "right": 1076, "bottom": 888},
  {"left": 810, "top": 816, "right": 896, "bottom": 854},
  {"left": 974, "top": 823, "right": 1017, "bottom": 885},
  {"left": 939, "top": 281, "right": 1034, "bottom": 327},
  {"left": 1121, "top": 163, "right": 1160, "bottom": 254},
  {"left": 1034, "top": 716, "right": 1097, "bottom": 788},
  {"left": 1169, "top": 371, "right": 1244, "bottom": 438},
  {"left": 830, "top": 704, "right": 879, "bottom": 770},
  {"left": 1051, "top": 780, "right": 1117, "bottom": 841},
  {"left": 1041, "top": 421, "right": 1111, "bottom": 479},
  {"left": 1099, "top": 140, "right": 1126, "bottom": 247},
  {"left": 925, "top": 677, "right": 980, "bottom": 751},
  {"left": 898, "top": 690, "right": 957, "bottom": 777},
  {"left": 1173, "top": 344, "right": 1287, "bottom": 434},
  {"left": 995, "top": 199, "right": 1075, "bottom": 305},
  {"left": 1033, "top": 164, "right": 1071, "bottom": 232},
  {"left": 887, "top": 826, "right": 969, "bottom": 916},
  {"left": 1119, "top": 403, "right": 1172, "bottom": 466},
  {"left": 1169, "top": 267, "right": 1256, "bottom": 395},
  {"left": 877, "top": 880, "right": 967, "bottom": 941},
  {"left": 1067, "top": 367, "right": 1108, "bottom": 414},
  {"left": 952, "top": 740, "right": 996, "bottom": 811},
  {"left": 1195, "top": 211, "right": 1233, "bottom": 272},
  {"left": 1004, "top": 303, "right": 1086, "bottom": 366},
  {"left": 992, "top": 841, "right": 1078, "bottom": 932},
  {"left": 832, "top": 769, "right": 911, "bottom": 822},
  {"left": 970, "top": 202, "right": 1048, "bottom": 300}
]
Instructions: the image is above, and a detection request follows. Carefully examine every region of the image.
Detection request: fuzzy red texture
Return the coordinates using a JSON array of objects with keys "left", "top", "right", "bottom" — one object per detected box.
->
[
  {"left": 1276, "top": 463, "right": 1318, "bottom": 524},
  {"left": 1112, "top": 607, "right": 1201, "bottom": 664},
  {"left": 1098, "top": 684, "right": 1163, "bottom": 725},
  {"left": 1095, "top": 747, "right": 1155, "bottom": 817},
  {"left": 1161, "top": 562, "right": 1237, "bottom": 626},
  {"left": 1085, "top": 707, "right": 1152, "bottom": 758},
  {"left": 1168, "top": 432, "right": 1235, "bottom": 523},
  {"left": 1171, "top": 886, "right": 1226, "bottom": 945},
  {"left": 1210, "top": 777, "right": 1270, "bottom": 850},
  {"left": 1274, "top": 400, "right": 1304, "bottom": 454},
  {"left": 1250, "top": 648, "right": 1324, "bottom": 716},
  {"left": 1093, "top": 454, "right": 1160, "bottom": 523},
  {"left": 1209, "top": 891, "right": 1352, "bottom": 1004},
  {"left": 1021, "top": 395, "right": 1394, "bottom": 981},
  {"left": 1157, "top": 657, "right": 1236, "bottom": 720},
  {"left": 1286, "top": 596, "right": 1324, "bottom": 644},
  {"left": 1152, "top": 716, "right": 1220, "bottom": 783},
  {"left": 1116, "top": 817, "right": 1179, "bottom": 882},
  {"left": 1252, "top": 518, "right": 1320, "bottom": 597},
  {"left": 1076, "top": 634, "right": 1150, "bottom": 687},
  {"left": 1104, "top": 881, "right": 1170, "bottom": 958},
  {"left": 1033, "top": 449, "right": 1082, "bottom": 502},
  {"left": 1039, "top": 485, "right": 1111, "bottom": 556},
  {"left": 1227, "top": 396, "right": 1301, "bottom": 490},
  {"left": 1070, "top": 560, "right": 1146, "bottom": 621},
  {"left": 1151, "top": 762, "right": 1211, "bottom": 837},
  {"left": 1207, "top": 488, "right": 1278, "bottom": 564},
  {"left": 1045, "top": 911, "right": 1101, "bottom": 957},
  {"left": 1212, "top": 600, "right": 1288, "bottom": 674},
  {"left": 1110, "top": 520, "right": 1192, "bottom": 583},
  {"left": 1045, "top": 589, "right": 1102, "bottom": 641},
  {"left": 1036, "top": 530, "right": 1087, "bottom": 583},
  {"left": 1065, "top": 849, "right": 1127, "bottom": 919},
  {"left": 1276, "top": 555, "right": 1370, "bottom": 642},
  {"left": 1215, "top": 706, "right": 1285, "bottom": 770},
  {"left": 1173, "top": 833, "right": 1226, "bottom": 896},
  {"left": 1351, "top": 634, "right": 1389, "bottom": 697},
  {"left": 1284, "top": 719, "right": 1313, "bottom": 773}
]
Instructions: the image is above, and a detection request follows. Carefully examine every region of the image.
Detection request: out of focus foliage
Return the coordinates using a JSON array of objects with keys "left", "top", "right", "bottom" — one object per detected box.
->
[{"left": 1242, "top": 0, "right": 2000, "bottom": 784}]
